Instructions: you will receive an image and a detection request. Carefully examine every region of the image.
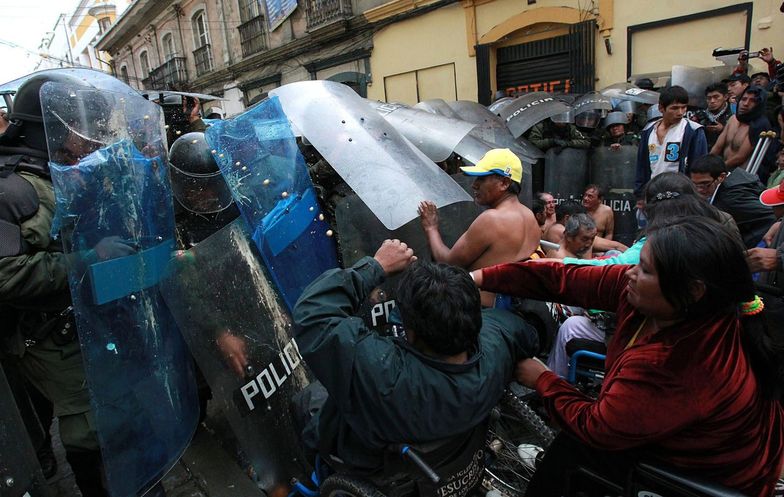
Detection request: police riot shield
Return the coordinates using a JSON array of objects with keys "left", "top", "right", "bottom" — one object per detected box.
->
[
  {"left": 487, "top": 96, "right": 514, "bottom": 114},
  {"left": 412, "top": 99, "right": 462, "bottom": 119},
  {"left": 671, "top": 65, "right": 715, "bottom": 109},
  {"left": 41, "top": 83, "right": 199, "bottom": 497},
  {"left": 367, "top": 100, "right": 477, "bottom": 163},
  {"left": 270, "top": 81, "right": 471, "bottom": 230},
  {"left": 589, "top": 145, "right": 639, "bottom": 247},
  {"left": 159, "top": 219, "right": 310, "bottom": 493},
  {"left": 204, "top": 97, "right": 338, "bottom": 311},
  {"left": 335, "top": 174, "right": 479, "bottom": 328},
  {"left": 600, "top": 83, "right": 660, "bottom": 105},
  {"left": 572, "top": 92, "right": 613, "bottom": 115},
  {"left": 445, "top": 100, "right": 544, "bottom": 161},
  {"left": 497, "top": 92, "right": 572, "bottom": 138},
  {"left": 543, "top": 148, "right": 589, "bottom": 202},
  {"left": 0, "top": 365, "right": 48, "bottom": 497}
]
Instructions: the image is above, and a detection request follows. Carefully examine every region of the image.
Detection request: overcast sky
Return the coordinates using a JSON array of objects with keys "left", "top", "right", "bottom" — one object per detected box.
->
[{"left": 0, "top": 0, "right": 84, "bottom": 82}]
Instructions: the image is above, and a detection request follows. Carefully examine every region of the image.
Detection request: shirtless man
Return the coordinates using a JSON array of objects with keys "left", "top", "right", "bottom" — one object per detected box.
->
[
  {"left": 711, "top": 86, "right": 767, "bottom": 169},
  {"left": 419, "top": 148, "right": 539, "bottom": 307},
  {"left": 553, "top": 213, "right": 597, "bottom": 260},
  {"left": 582, "top": 184, "right": 614, "bottom": 239},
  {"left": 537, "top": 191, "right": 557, "bottom": 233}
]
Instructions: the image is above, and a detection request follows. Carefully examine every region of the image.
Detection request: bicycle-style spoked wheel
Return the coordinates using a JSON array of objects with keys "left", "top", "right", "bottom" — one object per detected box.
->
[{"left": 483, "top": 389, "right": 555, "bottom": 496}]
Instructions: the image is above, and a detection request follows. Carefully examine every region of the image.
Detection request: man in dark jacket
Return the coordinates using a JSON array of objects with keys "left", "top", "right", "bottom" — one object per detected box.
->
[
  {"left": 635, "top": 86, "right": 708, "bottom": 196},
  {"left": 689, "top": 154, "right": 775, "bottom": 248},
  {"left": 292, "top": 239, "right": 538, "bottom": 486}
]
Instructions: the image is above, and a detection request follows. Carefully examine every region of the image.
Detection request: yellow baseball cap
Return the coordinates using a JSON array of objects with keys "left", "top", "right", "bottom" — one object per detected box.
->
[{"left": 460, "top": 148, "right": 522, "bottom": 184}]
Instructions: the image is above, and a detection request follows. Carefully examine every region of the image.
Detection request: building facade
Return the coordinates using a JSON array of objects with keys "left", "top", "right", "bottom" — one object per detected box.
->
[
  {"left": 37, "top": 0, "right": 128, "bottom": 73},
  {"left": 365, "top": 0, "right": 782, "bottom": 105},
  {"left": 93, "top": 0, "right": 781, "bottom": 113}
]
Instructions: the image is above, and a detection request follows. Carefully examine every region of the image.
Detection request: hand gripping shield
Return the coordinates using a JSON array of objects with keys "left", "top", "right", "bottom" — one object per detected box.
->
[
  {"left": 160, "top": 220, "right": 311, "bottom": 494},
  {"left": 41, "top": 82, "right": 199, "bottom": 497}
]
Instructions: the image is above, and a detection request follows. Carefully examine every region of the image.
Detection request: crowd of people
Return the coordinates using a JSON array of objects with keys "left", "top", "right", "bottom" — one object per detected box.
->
[{"left": 3, "top": 46, "right": 784, "bottom": 497}]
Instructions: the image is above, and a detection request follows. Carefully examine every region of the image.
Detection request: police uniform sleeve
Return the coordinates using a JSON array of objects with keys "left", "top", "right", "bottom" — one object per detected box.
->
[
  {"left": 527, "top": 123, "right": 554, "bottom": 150},
  {"left": 0, "top": 174, "right": 69, "bottom": 305},
  {"left": 566, "top": 126, "right": 591, "bottom": 149}
]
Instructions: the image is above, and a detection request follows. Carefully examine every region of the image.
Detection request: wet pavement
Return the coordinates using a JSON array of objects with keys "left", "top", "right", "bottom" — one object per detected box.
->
[{"left": 47, "top": 415, "right": 264, "bottom": 497}]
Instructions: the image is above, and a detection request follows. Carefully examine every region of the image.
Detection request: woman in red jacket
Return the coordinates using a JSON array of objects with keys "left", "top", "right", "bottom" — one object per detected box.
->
[{"left": 472, "top": 217, "right": 784, "bottom": 497}]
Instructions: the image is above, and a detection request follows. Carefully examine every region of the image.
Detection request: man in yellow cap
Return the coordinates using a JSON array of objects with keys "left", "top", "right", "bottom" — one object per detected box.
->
[{"left": 418, "top": 148, "right": 539, "bottom": 307}]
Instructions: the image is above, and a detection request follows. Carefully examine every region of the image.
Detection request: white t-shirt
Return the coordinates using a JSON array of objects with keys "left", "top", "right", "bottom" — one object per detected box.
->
[{"left": 646, "top": 118, "right": 688, "bottom": 178}]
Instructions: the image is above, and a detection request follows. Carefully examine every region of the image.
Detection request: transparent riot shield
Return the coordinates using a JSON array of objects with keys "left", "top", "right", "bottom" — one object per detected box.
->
[
  {"left": 367, "top": 100, "right": 477, "bottom": 163},
  {"left": 600, "top": 83, "right": 660, "bottom": 105},
  {"left": 572, "top": 92, "right": 613, "bottom": 115},
  {"left": 671, "top": 65, "right": 715, "bottom": 109},
  {"left": 41, "top": 83, "right": 198, "bottom": 497},
  {"left": 270, "top": 81, "right": 472, "bottom": 230},
  {"left": 0, "top": 365, "right": 48, "bottom": 497},
  {"left": 160, "top": 219, "right": 310, "bottom": 493},
  {"left": 412, "top": 99, "right": 462, "bottom": 120},
  {"left": 445, "top": 100, "right": 544, "bottom": 162},
  {"left": 497, "top": 92, "right": 572, "bottom": 138},
  {"left": 335, "top": 174, "right": 480, "bottom": 329},
  {"left": 590, "top": 145, "right": 639, "bottom": 247},
  {"left": 203, "top": 97, "right": 339, "bottom": 311}
]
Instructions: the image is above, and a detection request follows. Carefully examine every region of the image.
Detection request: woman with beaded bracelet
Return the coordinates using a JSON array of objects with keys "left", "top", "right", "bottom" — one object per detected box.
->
[{"left": 472, "top": 216, "right": 784, "bottom": 497}]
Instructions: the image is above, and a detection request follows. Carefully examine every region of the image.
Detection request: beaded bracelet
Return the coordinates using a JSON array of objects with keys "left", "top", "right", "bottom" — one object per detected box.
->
[{"left": 740, "top": 295, "right": 765, "bottom": 316}]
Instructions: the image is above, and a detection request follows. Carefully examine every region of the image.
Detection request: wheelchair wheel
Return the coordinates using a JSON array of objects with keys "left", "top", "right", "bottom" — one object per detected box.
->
[
  {"left": 320, "top": 474, "right": 387, "bottom": 497},
  {"left": 483, "top": 389, "right": 555, "bottom": 496}
]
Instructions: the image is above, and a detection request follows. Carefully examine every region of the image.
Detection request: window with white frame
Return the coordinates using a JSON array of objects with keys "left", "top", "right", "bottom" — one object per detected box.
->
[
  {"left": 162, "top": 33, "right": 176, "bottom": 61},
  {"left": 192, "top": 10, "right": 210, "bottom": 48}
]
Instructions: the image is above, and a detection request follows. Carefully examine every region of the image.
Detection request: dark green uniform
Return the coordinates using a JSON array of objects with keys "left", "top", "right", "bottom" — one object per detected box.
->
[
  {"left": 0, "top": 171, "right": 97, "bottom": 452},
  {"left": 527, "top": 121, "right": 591, "bottom": 151},
  {"left": 600, "top": 131, "right": 639, "bottom": 147},
  {"left": 293, "top": 257, "right": 538, "bottom": 474}
]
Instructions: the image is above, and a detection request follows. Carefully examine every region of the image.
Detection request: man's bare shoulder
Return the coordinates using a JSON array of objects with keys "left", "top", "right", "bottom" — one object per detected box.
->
[{"left": 596, "top": 203, "right": 613, "bottom": 216}]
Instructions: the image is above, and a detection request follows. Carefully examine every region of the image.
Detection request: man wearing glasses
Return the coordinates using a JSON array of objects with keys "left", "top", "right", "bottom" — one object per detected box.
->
[{"left": 689, "top": 154, "right": 775, "bottom": 248}]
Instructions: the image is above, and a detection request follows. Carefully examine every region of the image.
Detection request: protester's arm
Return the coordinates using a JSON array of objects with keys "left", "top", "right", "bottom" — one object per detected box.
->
[
  {"left": 473, "top": 261, "right": 629, "bottom": 312},
  {"left": 293, "top": 241, "right": 414, "bottom": 403},
  {"left": 420, "top": 200, "right": 492, "bottom": 268},
  {"left": 592, "top": 235, "right": 626, "bottom": 253},
  {"left": 520, "top": 357, "right": 706, "bottom": 450},
  {"left": 564, "top": 238, "right": 644, "bottom": 266},
  {"left": 747, "top": 247, "right": 781, "bottom": 272},
  {"left": 710, "top": 124, "right": 729, "bottom": 156}
]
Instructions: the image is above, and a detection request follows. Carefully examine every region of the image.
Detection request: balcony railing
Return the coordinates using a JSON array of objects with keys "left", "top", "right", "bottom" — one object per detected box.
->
[
  {"left": 306, "top": 0, "right": 352, "bottom": 30},
  {"left": 148, "top": 57, "right": 188, "bottom": 89},
  {"left": 238, "top": 15, "right": 267, "bottom": 58},
  {"left": 193, "top": 44, "right": 214, "bottom": 77}
]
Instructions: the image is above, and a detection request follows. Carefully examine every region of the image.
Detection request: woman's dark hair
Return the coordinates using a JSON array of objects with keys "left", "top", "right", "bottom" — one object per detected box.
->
[
  {"left": 648, "top": 217, "right": 784, "bottom": 400},
  {"left": 396, "top": 260, "right": 481, "bottom": 356},
  {"left": 643, "top": 172, "right": 726, "bottom": 231}
]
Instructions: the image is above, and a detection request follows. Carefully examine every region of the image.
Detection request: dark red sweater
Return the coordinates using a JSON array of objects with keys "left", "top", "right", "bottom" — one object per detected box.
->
[{"left": 482, "top": 261, "right": 784, "bottom": 497}]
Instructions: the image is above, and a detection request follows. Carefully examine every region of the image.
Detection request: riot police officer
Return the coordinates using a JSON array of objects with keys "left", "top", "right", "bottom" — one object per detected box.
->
[{"left": 0, "top": 70, "right": 110, "bottom": 496}]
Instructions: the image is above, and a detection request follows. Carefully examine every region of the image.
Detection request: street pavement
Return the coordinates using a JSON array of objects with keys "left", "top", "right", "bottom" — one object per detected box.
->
[{"left": 46, "top": 417, "right": 265, "bottom": 497}]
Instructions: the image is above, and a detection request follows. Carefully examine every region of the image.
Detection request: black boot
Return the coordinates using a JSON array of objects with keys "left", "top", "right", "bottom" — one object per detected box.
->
[{"left": 65, "top": 450, "right": 109, "bottom": 497}]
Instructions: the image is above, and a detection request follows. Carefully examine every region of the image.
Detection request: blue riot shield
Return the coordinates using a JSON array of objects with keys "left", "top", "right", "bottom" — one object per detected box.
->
[
  {"left": 204, "top": 97, "right": 338, "bottom": 312},
  {"left": 41, "top": 83, "right": 198, "bottom": 497}
]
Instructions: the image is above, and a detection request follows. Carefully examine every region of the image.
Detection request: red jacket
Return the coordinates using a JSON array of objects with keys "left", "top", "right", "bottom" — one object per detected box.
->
[{"left": 482, "top": 262, "right": 784, "bottom": 497}]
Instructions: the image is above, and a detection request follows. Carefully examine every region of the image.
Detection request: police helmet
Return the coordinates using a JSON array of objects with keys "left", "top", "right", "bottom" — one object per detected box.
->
[
  {"left": 614, "top": 100, "right": 637, "bottom": 114},
  {"left": 575, "top": 109, "right": 602, "bottom": 129},
  {"left": 7, "top": 69, "right": 135, "bottom": 156},
  {"left": 551, "top": 109, "right": 574, "bottom": 124},
  {"left": 647, "top": 105, "right": 663, "bottom": 122},
  {"left": 169, "top": 132, "right": 233, "bottom": 214},
  {"left": 604, "top": 111, "right": 629, "bottom": 128}
]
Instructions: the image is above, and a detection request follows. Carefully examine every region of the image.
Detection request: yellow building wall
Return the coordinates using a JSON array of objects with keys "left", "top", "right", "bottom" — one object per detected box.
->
[
  {"left": 367, "top": 2, "right": 476, "bottom": 102},
  {"left": 368, "top": 0, "right": 782, "bottom": 103}
]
